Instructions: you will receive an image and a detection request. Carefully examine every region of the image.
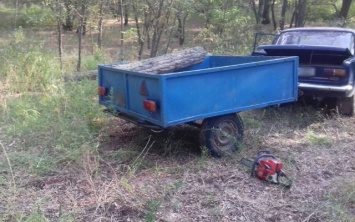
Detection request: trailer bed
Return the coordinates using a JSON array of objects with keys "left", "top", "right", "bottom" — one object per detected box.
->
[{"left": 98, "top": 56, "right": 298, "bottom": 128}]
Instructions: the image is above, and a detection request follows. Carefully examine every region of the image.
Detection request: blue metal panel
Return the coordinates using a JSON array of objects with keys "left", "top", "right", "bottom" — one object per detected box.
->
[
  {"left": 99, "top": 56, "right": 298, "bottom": 128},
  {"left": 98, "top": 65, "right": 164, "bottom": 125},
  {"left": 98, "top": 68, "right": 127, "bottom": 107},
  {"left": 163, "top": 57, "right": 298, "bottom": 126},
  {"left": 126, "top": 75, "right": 162, "bottom": 123}
]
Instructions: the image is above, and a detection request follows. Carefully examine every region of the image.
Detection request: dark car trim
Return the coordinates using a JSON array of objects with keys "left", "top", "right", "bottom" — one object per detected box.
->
[{"left": 259, "top": 45, "right": 352, "bottom": 57}]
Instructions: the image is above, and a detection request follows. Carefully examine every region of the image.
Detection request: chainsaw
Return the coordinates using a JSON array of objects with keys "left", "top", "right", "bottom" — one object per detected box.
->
[{"left": 241, "top": 151, "right": 292, "bottom": 188}]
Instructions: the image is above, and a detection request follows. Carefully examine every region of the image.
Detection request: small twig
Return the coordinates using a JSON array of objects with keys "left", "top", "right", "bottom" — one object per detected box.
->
[
  {"left": 0, "top": 141, "right": 16, "bottom": 192},
  {"left": 301, "top": 210, "right": 319, "bottom": 222},
  {"left": 132, "top": 135, "right": 153, "bottom": 165}
]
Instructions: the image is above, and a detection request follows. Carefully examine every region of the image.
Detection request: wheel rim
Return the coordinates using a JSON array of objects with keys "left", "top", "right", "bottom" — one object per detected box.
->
[{"left": 211, "top": 120, "right": 238, "bottom": 152}]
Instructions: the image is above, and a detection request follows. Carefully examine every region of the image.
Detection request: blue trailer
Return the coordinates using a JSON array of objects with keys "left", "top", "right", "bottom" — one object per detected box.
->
[{"left": 98, "top": 55, "right": 298, "bottom": 156}]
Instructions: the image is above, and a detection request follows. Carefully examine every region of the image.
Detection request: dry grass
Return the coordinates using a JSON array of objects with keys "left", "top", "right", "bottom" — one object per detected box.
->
[{"left": 1, "top": 104, "right": 355, "bottom": 221}]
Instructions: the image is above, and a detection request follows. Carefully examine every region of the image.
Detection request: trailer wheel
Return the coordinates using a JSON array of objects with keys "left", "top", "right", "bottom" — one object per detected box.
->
[
  {"left": 200, "top": 114, "right": 244, "bottom": 157},
  {"left": 337, "top": 95, "right": 354, "bottom": 116}
]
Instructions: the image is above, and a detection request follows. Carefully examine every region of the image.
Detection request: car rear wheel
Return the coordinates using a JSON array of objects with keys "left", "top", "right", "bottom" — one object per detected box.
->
[{"left": 337, "top": 95, "right": 354, "bottom": 116}]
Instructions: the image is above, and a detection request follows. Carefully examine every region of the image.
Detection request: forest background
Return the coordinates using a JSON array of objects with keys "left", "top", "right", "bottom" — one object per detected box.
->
[{"left": 1, "top": 0, "right": 355, "bottom": 221}]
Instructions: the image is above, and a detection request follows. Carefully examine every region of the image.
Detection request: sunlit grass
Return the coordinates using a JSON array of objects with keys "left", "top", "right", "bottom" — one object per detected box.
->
[{"left": 1, "top": 80, "right": 106, "bottom": 174}]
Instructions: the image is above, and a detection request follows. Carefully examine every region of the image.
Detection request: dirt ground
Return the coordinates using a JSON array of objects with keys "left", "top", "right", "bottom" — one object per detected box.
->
[{"left": 1, "top": 105, "right": 355, "bottom": 222}]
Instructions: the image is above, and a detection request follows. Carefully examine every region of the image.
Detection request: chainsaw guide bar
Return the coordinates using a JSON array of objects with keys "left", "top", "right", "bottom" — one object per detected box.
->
[{"left": 240, "top": 158, "right": 254, "bottom": 168}]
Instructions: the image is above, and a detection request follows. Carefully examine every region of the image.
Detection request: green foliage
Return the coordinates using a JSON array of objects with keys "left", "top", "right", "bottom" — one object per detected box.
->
[
  {"left": 0, "top": 6, "right": 16, "bottom": 29},
  {"left": 194, "top": 14, "right": 255, "bottom": 55},
  {"left": 190, "top": 0, "right": 257, "bottom": 55},
  {"left": 307, "top": 3, "right": 337, "bottom": 22},
  {"left": 0, "top": 27, "right": 61, "bottom": 93},
  {"left": 145, "top": 199, "right": 161, "bottom": 222},
  {"left": 346, "top": 3, "right": 355, "bottom": 27},
  {"left": 208, "top": 5, "right": 241, "bottom": 34},
  {"left": 23, "top": 206, "right": 47, "bottom": 222},
  {"left": 17, "top": 5, "right": 55, "bottom": 28},
  {"left": 0, "top": 4, "right": 55, "bottom": 29},
  {"left": 82, "top": 46, "right": 106, "bottom": 70}
]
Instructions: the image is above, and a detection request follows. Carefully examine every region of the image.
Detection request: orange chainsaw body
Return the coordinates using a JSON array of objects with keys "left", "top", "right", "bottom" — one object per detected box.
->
[{"left": 256, "top": 157, "right": 283, "bottom": 183}]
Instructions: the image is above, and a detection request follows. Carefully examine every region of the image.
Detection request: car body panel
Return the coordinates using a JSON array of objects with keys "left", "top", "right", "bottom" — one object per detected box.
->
[{"left": 257, "top": 27, "right": 355, "bottom": 99}]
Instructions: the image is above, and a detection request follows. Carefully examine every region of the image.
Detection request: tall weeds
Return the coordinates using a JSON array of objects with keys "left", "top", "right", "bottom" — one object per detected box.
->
[
  {"left": 0, "top": 28, "right": 108, "bottom": 175},
  {"left": 0, "top": 27, "right": 61, "bottom": 93}
]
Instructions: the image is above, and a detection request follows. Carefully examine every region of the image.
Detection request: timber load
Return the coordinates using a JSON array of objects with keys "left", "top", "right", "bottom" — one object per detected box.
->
[
  {"left": 64, "top": 47, "right": 206, "bottom": 81},
  {"left": 112, "top": 46, "right": 207, "bottom": 74}
]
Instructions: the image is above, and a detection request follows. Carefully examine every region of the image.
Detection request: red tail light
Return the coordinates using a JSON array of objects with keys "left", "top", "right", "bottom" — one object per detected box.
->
[
  {"left": 143, "top": 100, "right": 157, "bottom": 112},
  {"left": 98, "top": 87, "right": 107, "bottom": 96},
  {"left": 323, "top": 69, "right": 346, "bottom": 77}
]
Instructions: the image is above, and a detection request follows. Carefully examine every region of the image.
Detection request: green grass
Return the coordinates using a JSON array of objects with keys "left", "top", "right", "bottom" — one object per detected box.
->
[
  {"left": 328, "top": 183, "right": 355, "bottom": 221},
  {"left": 0, "top": 24, "right": 110, "bottom": 171},
  {"left": 145, "top": 199, "right": 161, "bottom": 222},
  {"left": 0, "top": 5, "right": 55, "bottom": 29},
  {"left": 0, "top": 27, "right": 61, "bottom": 92},
  {"left": 0, "top": 15, "right": 135, "bottom": 179},
  {"left": 1, "top": 80, "right": 106, "bottom": 175},
  {"left": 305, "top": 131, "right": 332, "bottom": 145}
]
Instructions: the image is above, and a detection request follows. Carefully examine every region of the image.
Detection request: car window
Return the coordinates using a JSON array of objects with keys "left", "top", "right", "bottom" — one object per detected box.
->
[{"left": 275, "top": 30, "right": 355, "bottom": 54}]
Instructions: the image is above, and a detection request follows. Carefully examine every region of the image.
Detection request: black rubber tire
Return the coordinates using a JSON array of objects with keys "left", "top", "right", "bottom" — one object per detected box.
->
[
  {"left": 199, "top": 114, "right": 244, "bottom": 157},
  {"left": 336, "top": 95, "right": 354, "bottom": 116}
]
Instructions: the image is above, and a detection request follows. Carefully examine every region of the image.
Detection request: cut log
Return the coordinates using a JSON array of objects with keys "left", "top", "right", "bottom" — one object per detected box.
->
[
  {"left": 112, "top": 46, "right": 206, "bottom": 74},
  {"left": 63, "top": 47, "right": 206, "bottom": 81},
  {"left": 63, "top": 70, "right": 97, "bottom": 82}
]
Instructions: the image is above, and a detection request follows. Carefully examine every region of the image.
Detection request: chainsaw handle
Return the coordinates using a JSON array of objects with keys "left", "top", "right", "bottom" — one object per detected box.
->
[
  {"left": 250, "top": 154, "right": 276, "bottom": 177},
  {"left": 277, "top": 170, "right": 292, "bottom": 188}
]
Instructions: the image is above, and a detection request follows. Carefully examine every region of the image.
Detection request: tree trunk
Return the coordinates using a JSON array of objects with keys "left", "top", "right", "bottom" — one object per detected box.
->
[
  {"left": 144, "top": 11, "right": 151, "bottom": 50},
  {"left": 258, "top": 0, "right": 264, "bottom": 24},
  {"left": 165, "top": 15, "right": 177, "bottom": 54},
  {"left": 295, "top": 0, "right": 307, "bottom": 27},
  {"left": 148, "top": 0, "right": 174, "bottom": 58},
  {"left": 154, "top": 0, "right": 173, "bottom": 55},
  {"left": 289, "top": 10, "right": 295, "bottom": 28},
  {"left": 49, "top": 0, "right": 63, "bottom": 70},
  {"left": 98, "top": 0, "right": 103, "bottom": 49},
  {"left": 132, "top": 3, "right": 144, "bottom": 60},
  {"left": 119, "top": 0, "right": 124, "bottom": 61},
  {"left": 338, "top": 0, "right": 353, "bottom": 19},
  {"left": 82, "top": 15, "right": 87, "bottom": 35},
  {"left": 261, "top": 0, "right": 271, "bottom": 25},
  {"left": 14, "top": 0, "right": 19, "bottom": 28},
  {"left": 77, "top": 3, "right": 86, "bottom": 72},
  {"left": 77, "top": 19, "right": 83, "bottom": 72},
  {"left": 57, "top": 17, "right": 63, "bottom": 71},
  {"left": 251, "top": 0, "right": 259, "bottom": 24},
  {"left": 124, "top": 2, "right": 129, "bottom": 26},
  {"left": 64, "top": 0, "right": 74, "bottom": 31},
  {"left": 63, "top": 70, "right": 98, "bottom": 82},
  {"left": 279, "top": 0, "right": 288, "bottom": 30},
  {"left": 271, "top": 0, "right": 276, "bottom": 30},
  {"left": 150, "top": 0, "right": 165, "bottom": 58},
  {"left": 177, "top": 12, "right": 188, "bottom": 46},
  {"left": 112, "top": 47, "right": 207, "bottom": 74}
]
